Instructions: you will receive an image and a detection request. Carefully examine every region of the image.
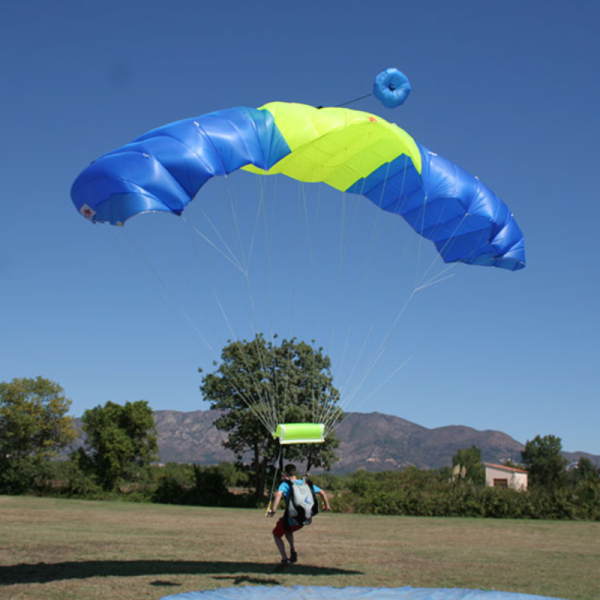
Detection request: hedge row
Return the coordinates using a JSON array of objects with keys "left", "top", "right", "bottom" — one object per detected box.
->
[{"left": 327, "top": 470, "right": 600, "bottom": 521}]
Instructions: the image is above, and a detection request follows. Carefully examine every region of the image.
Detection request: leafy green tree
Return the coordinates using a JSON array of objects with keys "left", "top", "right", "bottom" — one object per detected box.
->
[
  {"left": 568, "top": 457, "right": 599, "bottom": 485},
  {"left": 76, "top": 400, "right": 158, "bottom": 491},
  {"left": 451, "top": 445, "right": 485, "bottom": 485},
  {"left": 200, "top": 335, "right": 342, "bottom": 498},
  {"left": 521, "top": 434, "right": 568, "bottom": 490},
  {"left": 0, "top": 377, "right": 77, "bottom": 493}
]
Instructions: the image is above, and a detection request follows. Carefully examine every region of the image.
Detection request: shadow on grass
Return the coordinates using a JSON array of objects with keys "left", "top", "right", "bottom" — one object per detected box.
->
[{"left": 0, "top": 560, "right": 363, "bottom": 585}]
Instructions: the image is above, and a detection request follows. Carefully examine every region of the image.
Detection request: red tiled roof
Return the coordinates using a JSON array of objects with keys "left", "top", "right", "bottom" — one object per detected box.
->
[{"left": 484, "top": 462, "right": 528, "bottom": 474}]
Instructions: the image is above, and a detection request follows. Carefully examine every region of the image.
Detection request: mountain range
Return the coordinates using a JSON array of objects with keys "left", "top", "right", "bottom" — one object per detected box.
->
[{"left": 151, "top": 409, "right": 599, "bottom": 473}]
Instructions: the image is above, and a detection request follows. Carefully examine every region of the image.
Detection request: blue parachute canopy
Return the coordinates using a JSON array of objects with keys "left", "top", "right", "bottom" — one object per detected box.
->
[
  {"left": 160, "top": 585, "right": 567, "bottom": 600},
  {"left": 374, "top": 68, "right": 411, "bottom": 108},
  {"left": 71, "top": 102, "right": 525, "bottom": 271}
]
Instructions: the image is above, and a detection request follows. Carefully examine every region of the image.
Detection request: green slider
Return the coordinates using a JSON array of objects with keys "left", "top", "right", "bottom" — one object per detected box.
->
[{"left": 273, "top": 423, "right": 325, "bottom": 445}]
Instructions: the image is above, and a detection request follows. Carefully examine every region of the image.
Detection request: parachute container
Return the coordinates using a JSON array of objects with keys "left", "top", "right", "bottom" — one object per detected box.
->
[{"left": 273, "top": 423, "right": 325, "bottom": 445}]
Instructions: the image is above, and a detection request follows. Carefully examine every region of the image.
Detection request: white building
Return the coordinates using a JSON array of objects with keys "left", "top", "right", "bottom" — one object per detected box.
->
[{"left": 484, "top": 463, "right": 528, "bottom": 491}]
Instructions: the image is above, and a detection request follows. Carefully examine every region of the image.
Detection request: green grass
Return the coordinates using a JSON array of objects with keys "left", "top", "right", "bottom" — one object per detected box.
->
[{"left": 0, "top": 495, "right": 598, "bottom": 600}]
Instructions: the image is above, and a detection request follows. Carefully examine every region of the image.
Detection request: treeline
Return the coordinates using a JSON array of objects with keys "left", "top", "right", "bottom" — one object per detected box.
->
[
  {"left": 29, "top": 454, "right": 600, "bottom": 522},
  {"left": 2, "top": 376, "right": 599, "bottom": 521},
  {"left": 319, "top": 467, "right": 600, "bottom": 521},
  {"left": 44, "top": 460, "right": 257, "bottom": 507}
]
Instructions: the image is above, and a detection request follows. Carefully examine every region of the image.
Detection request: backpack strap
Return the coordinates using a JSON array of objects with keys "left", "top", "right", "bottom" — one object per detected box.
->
[{"left": 305, "top": 480, "right": 319, "bottom": 516}]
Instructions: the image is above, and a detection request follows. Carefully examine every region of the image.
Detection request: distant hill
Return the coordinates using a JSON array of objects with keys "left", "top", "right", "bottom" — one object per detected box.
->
[{"left": 146, "top": 409, "right": 599, "bottom": 473}]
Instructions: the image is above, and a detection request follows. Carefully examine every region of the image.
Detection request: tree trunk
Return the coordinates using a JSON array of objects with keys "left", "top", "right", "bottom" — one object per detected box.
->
[
  {"left": 306, "top": 446, "right": 314, "bottom": 474},
  {"left": 255, "top": 457, "right": 267, "bottom": 499},
  {"left": 252, "top": 442, "right": 268, "bottom": 499}
]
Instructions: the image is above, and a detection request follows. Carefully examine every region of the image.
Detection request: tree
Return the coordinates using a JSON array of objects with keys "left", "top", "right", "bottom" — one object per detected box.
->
[
  {"left": 200, "top": 335, "right": 342, "bottom": 498},
  {"left": 568, "top": 457, "right": 599, "bottom": 485},
  {"left": 76, "top": 400, "right": 158, "bottom": 491},
  {"left": 521, "top": 434, "right": 568, "bottom": 490},
  {"left": 0, "top": 377, "right": 77, "bottom": 493},
  {"left": 451, "top": 445, "right": 485, "bottom": 485}
]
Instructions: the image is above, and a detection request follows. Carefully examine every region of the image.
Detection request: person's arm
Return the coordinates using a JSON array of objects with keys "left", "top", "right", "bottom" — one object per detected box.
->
[
  {"left": 268, "top": 490, "right": 284, "bottom": 516},
  {"left": 318, "top": 489, "right": 331, "bottom": 511}
]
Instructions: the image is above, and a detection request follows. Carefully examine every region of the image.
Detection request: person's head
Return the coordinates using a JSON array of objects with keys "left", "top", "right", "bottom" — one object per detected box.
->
[{"left": 284, "top": 464, "right": 297, "bottom": 479}]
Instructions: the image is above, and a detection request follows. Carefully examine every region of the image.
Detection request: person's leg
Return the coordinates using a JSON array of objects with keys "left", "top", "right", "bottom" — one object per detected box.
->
[
  {"left": 272, "top": 519, "right": 288, "bottom": 561},
  {"left": 273, "top": 534, "right": 288, "bottom": 560},
  {"left": 284, "top": 531, "right": 297, "bottom": 562}
]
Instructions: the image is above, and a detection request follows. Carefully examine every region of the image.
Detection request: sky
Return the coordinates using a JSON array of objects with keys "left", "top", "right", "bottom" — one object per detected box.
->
[{"left": 1, "top": 1, "right": 599, "bottom": 456}]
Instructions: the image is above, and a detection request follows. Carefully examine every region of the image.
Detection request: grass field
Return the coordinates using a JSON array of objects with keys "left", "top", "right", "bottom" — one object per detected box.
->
[{"left": 0, "top": 496, "right": 598, "bottom": 600}]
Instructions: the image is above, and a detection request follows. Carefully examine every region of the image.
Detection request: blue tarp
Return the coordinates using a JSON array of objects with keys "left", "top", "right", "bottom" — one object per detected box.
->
[{"left": 160, "top": 586, "right": 568, "bottom": 600}]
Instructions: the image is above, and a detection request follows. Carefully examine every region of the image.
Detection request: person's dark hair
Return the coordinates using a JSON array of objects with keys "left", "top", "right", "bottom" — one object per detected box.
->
[{"left": 284, "top": 464, "right": 297, "bottom": 477}]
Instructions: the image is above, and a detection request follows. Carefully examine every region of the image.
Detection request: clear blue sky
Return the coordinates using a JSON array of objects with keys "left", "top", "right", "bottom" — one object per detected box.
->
[{"left": 2, "top": 1, "right": 599, "bottom": 455}]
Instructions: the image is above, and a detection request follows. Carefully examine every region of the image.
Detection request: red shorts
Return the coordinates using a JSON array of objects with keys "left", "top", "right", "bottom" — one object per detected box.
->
[{"left": 272, "top": 517, "right": 303, "bottom": 538}]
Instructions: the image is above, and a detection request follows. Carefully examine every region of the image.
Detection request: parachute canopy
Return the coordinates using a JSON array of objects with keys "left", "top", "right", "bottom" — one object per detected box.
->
[
  {"left": 71, "top": 102, "right": 525, "bottom": 271},
  {"left": 160, "top": 585, "right": 567, "bottom": 600}
]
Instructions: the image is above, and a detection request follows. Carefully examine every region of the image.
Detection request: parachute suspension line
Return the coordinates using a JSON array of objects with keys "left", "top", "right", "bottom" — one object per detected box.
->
[
  {"left": 326, "top": 191, "right": 353, "bottom": 387},
  {"left": 184, "top": 215, "right": 246, "bottom": 274},
  {"left": 211, "top": 278, "right": 278, "bottom": 434},
  {"left": 326, "top": 356, "right": 413, "bottom": 438},
  {"left": 186, "top": 196, "right": 295, "bottom": 401},
  {"left": 334, "top": 92, "right": 374, "bottom": 108},
  {"left": 182, "top": 186, "right": 273, "bottom": 431},
  {"left": 412, "top": 212, "right": 473, "bottom": 292},
  {"left": 414, "top": 193, "right": 430, "bottom": 291},
  {"left": 266, "top": 445, "right": 283, "bottom": 516},
  {"left": 301, "top": 182, "right": 317, "bottom": 288},
  {"left": 414, "top": 265, "right": 457, "bottom": 293},
  {"left": 249, "top": 174, "right": 283, "bottom": 428},
  {"left": 326, "top": 288, "right": 417, "bottom": 434},
  {"left": 193, "top": 175, "right": 250, "bottom": 274},
  {"left": 211, "top": 175, "right": 283, "bottom": 434},
  {"left": 300, "top": 177, "right": 321, "bottom": 310},
  {"left": 338, "top": 159, "right": 471, "bottom": 417},
  {"left": 180, "top": 200, "right": 273, "bottom": 371},
  {"left": 325, "top": 323, "right": 376, "bottom": 425},
  {"left": 226, "top": 175, "right": 251, "bottom": 275},
  {"left": 299, "top": 172, "right": 327, "bottom": 428},
  {"left": 323, "top": 157, "right": 413, "bottom": 429},
  {"left": 411, "top": 194, "right": 460, "bottom": 293},
  {"left": 299, "top": 178, "right": 334, "bottom": 435},
  {"left": 324, "top": 336, "right": 388, "bottom": 434},
  {"left": 249, "top": 176, "right": 313, "bottom": 434},
  {"left": 325, "top": 170, "right": 425, "bottom": 427},
  {"left": 244, "top": 178, "right": 292, "bottom": 431},
  {"left": 326, "top": 188, "right": 376, "bottom": 419},
  {"left": 269, "top": 343, "right": 282, "bottom": 432},
  {"left": 408, "top": 184, "right": 479, "bottom": 295},
  {"left": 246, "top": 175, "right": 268, "bottom": 274},
  {"left": 250, "top": 173, "right": 318, "bottom": 432},
  {"left": 184, "top": 224, "right": 282, "bottom": 430},
  {"left": 325, "top": 133, "right": 379, "bottom": 396},
  {"left": 103, "top": 225, "right": 215, "bottom": 353},
  {"left": 318, "top": 140, "right": 376, "bottom": 429},
  {"left": 188, "top": 207, "right": 313, "bottom": 409}
]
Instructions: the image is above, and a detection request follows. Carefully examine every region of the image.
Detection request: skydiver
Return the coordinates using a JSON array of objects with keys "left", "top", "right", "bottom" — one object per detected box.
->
[{"left": 267, "top": 463, "right": 331, "bottom": 570}]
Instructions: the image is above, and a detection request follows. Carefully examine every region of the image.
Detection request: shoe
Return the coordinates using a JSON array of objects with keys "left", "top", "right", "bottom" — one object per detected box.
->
[
  {"left": 290, "top": 550, "right": 298, "bottom": 564},
  {"left": 275, "top": 558, "right": 291, "bottom": 572}
]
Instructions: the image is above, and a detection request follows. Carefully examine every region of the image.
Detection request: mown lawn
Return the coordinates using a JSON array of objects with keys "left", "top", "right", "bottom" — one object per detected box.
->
[{"left": 0, "top": 495, "right": 598, "bottom": 600}]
